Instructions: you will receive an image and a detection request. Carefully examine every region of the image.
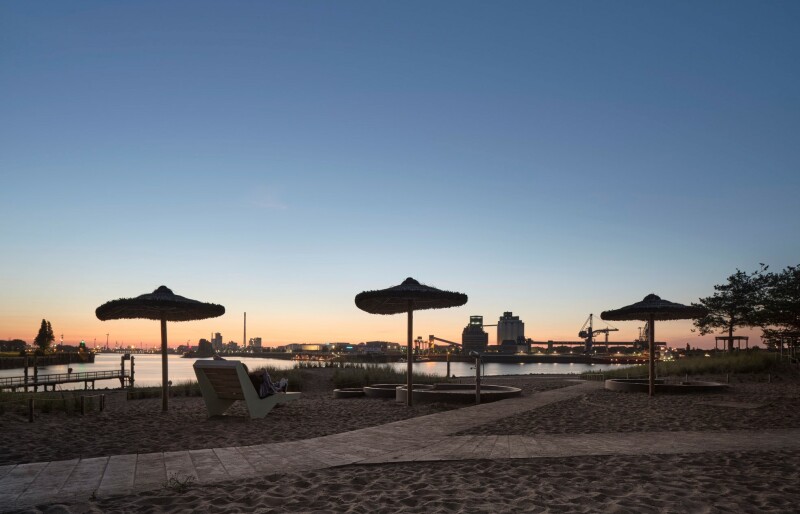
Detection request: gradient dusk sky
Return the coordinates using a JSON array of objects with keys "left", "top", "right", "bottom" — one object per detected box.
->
[{"left": 2, "top": 1, "right": 798, "bottom": 350}]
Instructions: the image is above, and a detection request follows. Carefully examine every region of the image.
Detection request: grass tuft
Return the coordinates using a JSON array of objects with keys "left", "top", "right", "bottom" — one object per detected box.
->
[
  {"left": 332, "top": 363, "right": 441, "bottom": 389},
  {"left": 163, "top": 473, "right": 195, "bottom": 493}
]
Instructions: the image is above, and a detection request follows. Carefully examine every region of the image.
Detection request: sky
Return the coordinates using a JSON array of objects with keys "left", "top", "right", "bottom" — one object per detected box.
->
[{"left": 2, "top": 1, "right": 798, "bottom": 350}]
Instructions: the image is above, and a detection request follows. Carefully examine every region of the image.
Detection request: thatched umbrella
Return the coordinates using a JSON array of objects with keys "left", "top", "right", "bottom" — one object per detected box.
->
[
  {"left": 601, "top": 294, "right": 707, "bottom": 396},
  {"left": 355, "top": 277, "right": 467, "bottom": 406},
  {"left": 96, "top": 286, "right": 225, "bottom": 411}
]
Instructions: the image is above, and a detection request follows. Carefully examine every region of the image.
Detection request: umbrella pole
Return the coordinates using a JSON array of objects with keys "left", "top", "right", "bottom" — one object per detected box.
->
[
  {"left": 161, "top": 315, "right": 169, "bottom": 411},
  {"left": 648, "top": 314, "right": 655, "bottom": 397},
  {"left": 407, "top": 300, "right": 413, "bottom": 407}
]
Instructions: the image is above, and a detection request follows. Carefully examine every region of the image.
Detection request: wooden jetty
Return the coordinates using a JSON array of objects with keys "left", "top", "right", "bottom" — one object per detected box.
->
[
  {"left": 0, "top": 369, "right": 133, "bottom": 392},
  {"left": 0, "top": 353, "right": 136, "bottom": 392}
]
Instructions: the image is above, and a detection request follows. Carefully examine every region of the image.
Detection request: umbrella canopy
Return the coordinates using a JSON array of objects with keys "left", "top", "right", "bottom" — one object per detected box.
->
[
  {"left": 96, "top": 286, "right": 225, "bottom": 411},
  {"left": 96, "top": 286, "right": 225, "bottom": 322},
  {"left": 601, "top": 294, "right": 707, "bottom": 396},
  {"left": 355, "top": 278, "right": 467, "bottom": 406},
  {"left": 355, "top": 278, "right": 468, "bottom": 314},
  {"left": 600, "top": 294, "right": 707, "bottom": 322}
]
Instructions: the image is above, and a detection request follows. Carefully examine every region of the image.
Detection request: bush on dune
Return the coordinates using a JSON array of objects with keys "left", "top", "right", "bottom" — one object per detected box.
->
[{"left": 595, "top": 351, "right": 796, "bottom": 379}]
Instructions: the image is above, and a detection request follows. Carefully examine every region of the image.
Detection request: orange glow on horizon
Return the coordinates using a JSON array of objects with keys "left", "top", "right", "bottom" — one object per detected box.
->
[{"left": 1, "top": 313, "right": 756, "bottom": 351}]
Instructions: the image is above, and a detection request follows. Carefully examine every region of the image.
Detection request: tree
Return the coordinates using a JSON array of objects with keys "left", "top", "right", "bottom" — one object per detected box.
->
[
  {"left": 34, "top": 319, "right": 55, "bottom": 352},
  {"left": 693, "top": 265, "right": 768, "bottom": 352},
  {"left": 761, "top": 264, "right": 800, "bottom": 340},
  {"left": 0, "top": 339, "right": 26, "bottom": 352}
]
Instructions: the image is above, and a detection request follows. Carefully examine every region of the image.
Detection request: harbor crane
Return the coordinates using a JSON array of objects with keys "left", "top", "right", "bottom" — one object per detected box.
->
[{"left": 578, "top": 314, "right": 619, "bottom": 353}]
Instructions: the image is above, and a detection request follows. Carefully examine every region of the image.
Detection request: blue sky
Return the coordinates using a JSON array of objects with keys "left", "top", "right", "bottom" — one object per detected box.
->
[{"left": 2, "top": 1, "right": 798, "bottom": 348}]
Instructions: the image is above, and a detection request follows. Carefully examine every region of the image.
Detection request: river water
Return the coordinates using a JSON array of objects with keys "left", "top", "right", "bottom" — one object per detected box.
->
[{"left": 0, "top": 353, "right": 632, "bottom": 390}]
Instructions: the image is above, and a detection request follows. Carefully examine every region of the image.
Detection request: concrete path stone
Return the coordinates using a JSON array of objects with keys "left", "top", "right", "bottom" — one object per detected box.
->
[
  {"left": 4, "top": 380, "right": 800, "bottom": 510},
  {"left": 162, "top": 451, "right": 197, "bottom": 485},
  {"left": 97, "top": 454, "right": 137, "bottom": 498},
  {"left": 0, "top": 465, "right": 16, "bottom": 481},
  {"left": 0, "top": 462, "right": 48, "bottom": 510},
  {"left": 133, "top": 452, "right": 166, "bottom": 491},
  {"left": 188, "top": 449, "right": 229, "bottom": 483},
  {"left": 213, "top": 447, "right": 256, "bottom": 478},
  {"left": 61, "top": 456, "right": 108, "bottom": 495},
  {"left": 16, "top": 458, "right": 79, "bottom": 505}
]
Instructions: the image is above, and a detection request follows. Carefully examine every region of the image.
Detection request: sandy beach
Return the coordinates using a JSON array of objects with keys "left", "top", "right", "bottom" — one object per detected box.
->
[
  {"left": 0, "top": 370, "right": 569, "bottom": 465},
  {"left": 4, "top": 370, "right": 800, "bottom": 513}
]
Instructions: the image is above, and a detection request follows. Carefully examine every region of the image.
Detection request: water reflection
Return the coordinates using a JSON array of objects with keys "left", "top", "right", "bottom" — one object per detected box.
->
[{"left": 0, "top": 353, "right": 632, "bottom": 389}]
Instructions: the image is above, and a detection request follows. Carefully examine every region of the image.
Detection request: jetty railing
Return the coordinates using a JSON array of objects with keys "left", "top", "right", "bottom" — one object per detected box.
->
[{"left": 0, "top": 369, "right": 131, "bottom": 391}]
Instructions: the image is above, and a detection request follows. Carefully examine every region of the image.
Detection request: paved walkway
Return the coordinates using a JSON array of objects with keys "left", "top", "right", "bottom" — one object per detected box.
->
[{"left": 3, "top": 381, "right": 800, "bottom": 510}]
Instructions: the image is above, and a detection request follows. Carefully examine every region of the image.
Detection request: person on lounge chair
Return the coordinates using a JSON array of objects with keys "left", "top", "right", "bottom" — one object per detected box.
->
[
  {"left": 258, "top": 370, "right": 289, "bottom": 397},
  {"left": 241, "top": 364, "right": 288, "bottom": 398}
]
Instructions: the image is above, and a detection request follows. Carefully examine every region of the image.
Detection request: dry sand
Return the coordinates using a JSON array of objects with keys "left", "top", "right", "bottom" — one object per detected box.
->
[
  {"left": 457, "top": 377, "right": 800, "bottom": 436},
  {"left": 4, "top": 371, "right": 800, "bottom": 513},
  {"left": 16, "top": 450, "right": 800, "bottom": 513}
]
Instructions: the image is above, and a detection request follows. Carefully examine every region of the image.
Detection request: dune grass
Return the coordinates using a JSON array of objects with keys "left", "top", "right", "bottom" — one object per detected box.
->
[
  {"left": 128, "top": 363, "right": 441, "bottom": 396},
  {"left": 332, "top": 363, "right": 441, "bottom": 389},
  {"left": 595, "top": 351, "right": 795, "bottom": 379},
  {"left": 126, "top": 380, "right": 203, "bottom": 400}
]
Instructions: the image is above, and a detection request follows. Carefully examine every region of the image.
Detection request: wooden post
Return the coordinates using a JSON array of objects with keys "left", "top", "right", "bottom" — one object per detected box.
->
[
  {"left": 475, "top": 353, "right": 481, "bottom": 405},
  {"left": 648, "top": 314, "right": 655, "bottom": 397},
  {"left": 28, "top": 398, "right": 34, "bottom": 422},
  {"left": 446, "top": 351, "right": 451, "bottom": 379},
  {"left": 130, "top": 355, "right": 135, "bottom": 388},
  {"left": 406, "top": 300, "right": 413, "bottom": 407},
  {"left": 33, "top": 355, "right": 38, "bottom": 393},
  {"left": 161, "top": 314, "right": 169, "bottom": 412}
]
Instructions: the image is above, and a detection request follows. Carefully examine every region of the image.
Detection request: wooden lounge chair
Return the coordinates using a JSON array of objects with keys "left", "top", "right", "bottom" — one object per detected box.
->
[{"left": 193, "top": 360, "right": 300, "bottom": 419}]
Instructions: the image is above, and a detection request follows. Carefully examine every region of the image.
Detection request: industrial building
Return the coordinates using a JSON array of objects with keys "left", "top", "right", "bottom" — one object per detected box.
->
[
  {"left": 211, "top": 332, "right": 223, "bottom": 352},
  {"left": 462, "top": 316, "right": 488, "bottom": 354},
  {"left": 497, "top": 311, "right": 524, "bottom": 343},
  {"left": 497, "top": 311, "right": 528, "bottom": 353}
]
